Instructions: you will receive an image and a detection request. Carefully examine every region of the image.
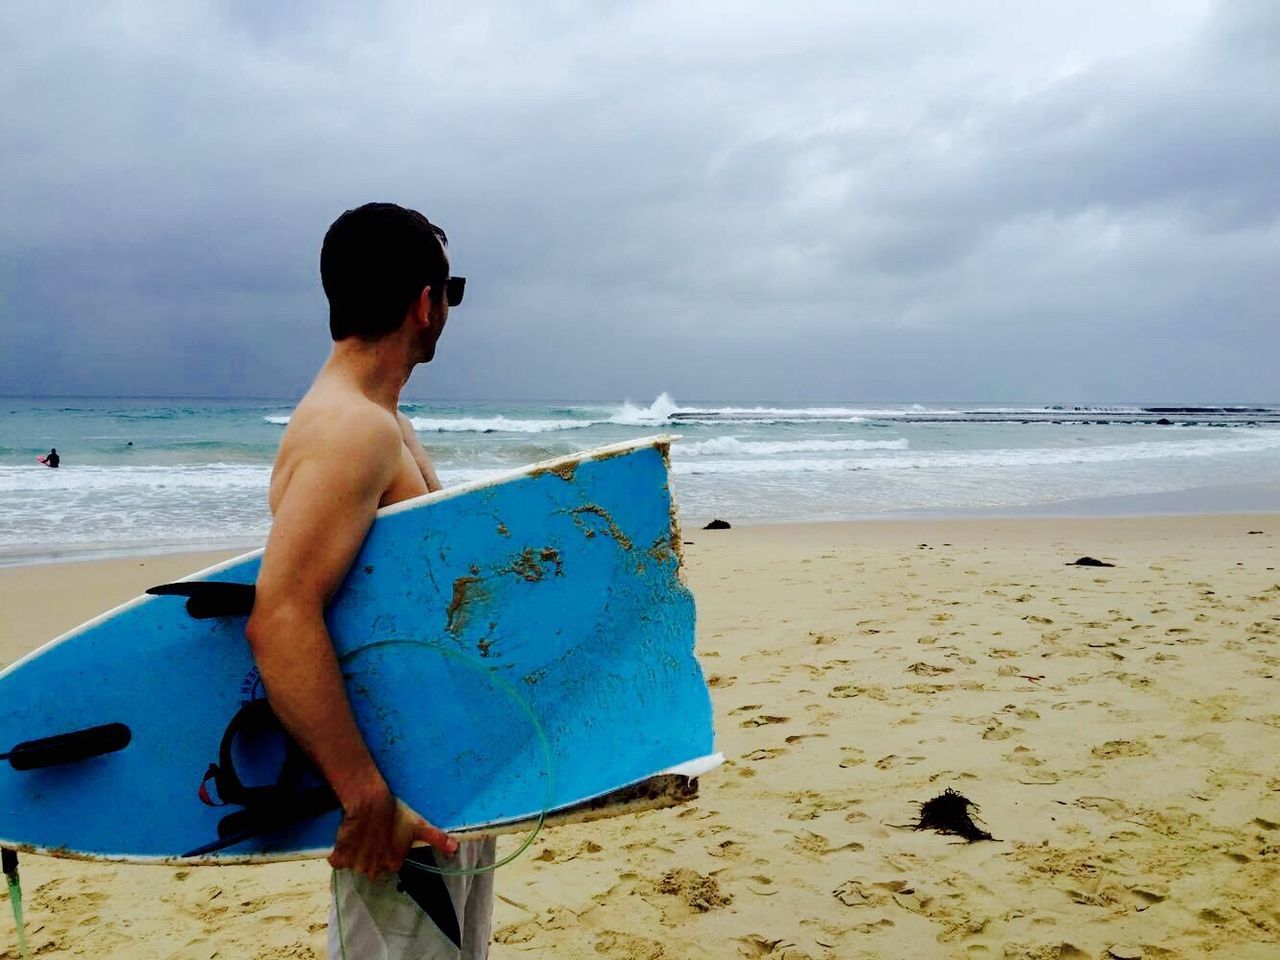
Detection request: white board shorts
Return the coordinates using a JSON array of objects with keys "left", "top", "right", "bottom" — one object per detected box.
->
[{"left": 328, "top": 837, "right": 496, "bottom": 960}]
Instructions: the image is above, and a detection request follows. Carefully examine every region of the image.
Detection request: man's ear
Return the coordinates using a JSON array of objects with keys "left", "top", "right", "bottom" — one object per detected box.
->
[{"left": 412, "top": 286, "right": 433, "bottom": 329}]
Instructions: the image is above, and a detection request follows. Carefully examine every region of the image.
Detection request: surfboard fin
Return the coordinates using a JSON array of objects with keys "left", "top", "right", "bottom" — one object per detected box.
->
[
  {"left": 181, "top": 784, "right": 340, "bottom": 859},
  {"left": 147, "top": 581, "right": 256, "bottom": 619},
  {"left": 2, "top": 723, "right": 132, "bottom": 771}
]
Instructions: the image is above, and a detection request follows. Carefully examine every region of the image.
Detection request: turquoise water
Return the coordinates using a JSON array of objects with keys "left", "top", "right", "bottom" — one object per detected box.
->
[{"left": 4, "top": 394, "right": 1280, "bottom": 562}]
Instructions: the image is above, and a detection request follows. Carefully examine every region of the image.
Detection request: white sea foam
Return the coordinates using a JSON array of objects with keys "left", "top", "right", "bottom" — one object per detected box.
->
[
  {"left": 266, "top": 411, "right": 594, "bottom": 433},
  {"left": 604, "top": 394, "right": 891, "bottom": 425},
  {"left": 608, "top": 393, "right": 682, "bottom": 425},
  {"left": 675, "top": 416, "right": 873, "bottom": 426},
  {"left": 408, "top": 416, "right": 591, "bottom": 434},
  {"left": 0, "top": 462, "right": 272, "bottom": 495},
  {"left": 677, "top": 405, "right": 880, "bottom": 420},
  {"left": 680, "top": 437, "right": 909, "bottom": 456},
  {"left": 672, "top": 430, "right": 1280, "bottom": 475}
]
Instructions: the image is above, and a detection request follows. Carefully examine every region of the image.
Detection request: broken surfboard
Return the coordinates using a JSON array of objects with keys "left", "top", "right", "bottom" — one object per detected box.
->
[{"left": 0, "top": 435, "right": 719, "bottom": 863}]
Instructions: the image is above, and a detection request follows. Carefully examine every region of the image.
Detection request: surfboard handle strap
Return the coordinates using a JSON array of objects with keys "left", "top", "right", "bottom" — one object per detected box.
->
[
  {"left": 146, "top": 581, "right": 256, "bottom": 619},
  {"left": 183, "top": 698, "right": 461, "bottom": 948},
  {"left": 1, "top": 723, "right": 132, "bottom": 771},
  {"left": 186, "top": 698, "right": 339, "bottom": 851}
]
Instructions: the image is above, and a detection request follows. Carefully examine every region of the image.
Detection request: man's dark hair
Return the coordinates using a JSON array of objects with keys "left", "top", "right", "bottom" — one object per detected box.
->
[{"left": 320, "top": 202, "right": 449, "bottom": 341}]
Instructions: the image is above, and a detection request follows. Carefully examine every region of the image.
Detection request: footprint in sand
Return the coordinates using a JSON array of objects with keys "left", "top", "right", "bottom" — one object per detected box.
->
[
  {"left": 873, "top": 754, "right": 924, "bottom": 769},
  {"left": 788, "top": 829, "right": 847, "bottom": 858},
  {"left": 833, "top": 878, "right": 888, "bottom": 907},
  {"left": 785, "top": 733, "right": 829, "bottom": 744},
  {"left": 785, "top": 790, "right": 862, "bottom": 822},
  {"left": 707, "top": 839, "right": 745, "bottom": 861},
  {"left": 839, "top": 747, "right": 866, "bottom": 768},
  {"left": 981, "top": 720, "right": 1023, "bottom": 741},
  {"left": 907, "top": 661, "right": 953, "bottom": 676},
  {"left": 654, "top": 868, "right": 732, "bottom": 913},
  {"left": 740, "top": 714, "right": 790, "bottom": 728},
  {"left": 829, "top": 683, "right": 888, "bottom": 700},
  {"left": 735, "top": 934, "right": 790, "bottom": 957},
  {"left": 591, "top": 931, "right": 668, "bottom": 959},
  {"left": 1090, "top": 739, "right": 1152, "bottom": 759},
  {"left": 31, "top": 876, "right": 109, "bottom": 913}
]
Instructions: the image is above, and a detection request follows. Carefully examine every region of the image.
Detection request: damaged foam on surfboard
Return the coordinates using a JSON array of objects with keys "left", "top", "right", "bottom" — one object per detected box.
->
[{"left": 0, "top": 435, "right": 720, "bottom": 864}]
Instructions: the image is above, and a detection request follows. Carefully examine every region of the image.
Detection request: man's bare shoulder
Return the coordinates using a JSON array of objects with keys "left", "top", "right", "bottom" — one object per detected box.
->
[
  {"left": 269, "top": 389, "right": 402, "bottom": 511},
  {"left": 286, "top": 388, "right": 400, "bottom": 453}
]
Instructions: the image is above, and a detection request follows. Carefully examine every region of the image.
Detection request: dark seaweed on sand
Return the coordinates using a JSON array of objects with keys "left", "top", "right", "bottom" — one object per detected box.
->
[{"left": 914, "top": 788, "right": 994, "bottom": 842}]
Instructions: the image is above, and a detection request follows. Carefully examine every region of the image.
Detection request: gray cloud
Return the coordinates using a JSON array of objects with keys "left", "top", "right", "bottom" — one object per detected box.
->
[{"left": 1, "top": 0, "right": 1276, "bottom": 403}]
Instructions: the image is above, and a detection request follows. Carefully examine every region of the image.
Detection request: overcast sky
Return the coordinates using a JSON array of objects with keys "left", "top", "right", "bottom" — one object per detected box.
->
[{"left": 1, "top": 1, "right": 1276, "bottom": 403}]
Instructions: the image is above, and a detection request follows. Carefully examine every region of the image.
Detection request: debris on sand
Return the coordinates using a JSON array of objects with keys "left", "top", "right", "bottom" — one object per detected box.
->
[
  {"left": 913, "top": 789, "right": 994, "bottom": 842},
  {"left": 704, "top": 519, "right": 731, "bottom": 530},
  {"left": 1067, "top": 556, "right": 1115, "bottom": 567}
]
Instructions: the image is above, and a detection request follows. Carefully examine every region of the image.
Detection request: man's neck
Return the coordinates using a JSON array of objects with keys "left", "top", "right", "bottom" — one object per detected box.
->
[{"left": 323, "top": 336, "right": 414, "bottom": 412}]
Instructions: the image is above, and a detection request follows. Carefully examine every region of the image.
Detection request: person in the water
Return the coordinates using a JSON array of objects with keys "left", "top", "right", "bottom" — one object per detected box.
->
[{"left": 45, "top": 449, "right": 60, "bottom": 468}]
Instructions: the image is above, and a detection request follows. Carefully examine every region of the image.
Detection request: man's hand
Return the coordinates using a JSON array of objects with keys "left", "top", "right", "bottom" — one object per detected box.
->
[{"left": 329, "top": 780, "right": 459, "bottom": 878}]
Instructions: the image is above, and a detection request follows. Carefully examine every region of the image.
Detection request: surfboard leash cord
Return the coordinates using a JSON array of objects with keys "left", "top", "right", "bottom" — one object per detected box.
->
[{"left": 2, "top": 848, "right": 30, "bottom": 960}]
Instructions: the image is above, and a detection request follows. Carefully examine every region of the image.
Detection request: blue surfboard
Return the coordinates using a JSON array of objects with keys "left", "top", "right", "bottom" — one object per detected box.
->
[{"left": 0, "top": 436, "right": 718, "bottom": 863}]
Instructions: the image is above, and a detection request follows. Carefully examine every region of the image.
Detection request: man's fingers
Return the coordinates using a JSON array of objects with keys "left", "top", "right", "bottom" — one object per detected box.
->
[{"left": 415, "top": 819, "right": 459, "bottom": 857}]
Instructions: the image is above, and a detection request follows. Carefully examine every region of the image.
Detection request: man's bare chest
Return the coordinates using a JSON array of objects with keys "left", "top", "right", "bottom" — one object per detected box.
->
[{"left": 380, "top": 442, "right": 430, "bottom": 507}]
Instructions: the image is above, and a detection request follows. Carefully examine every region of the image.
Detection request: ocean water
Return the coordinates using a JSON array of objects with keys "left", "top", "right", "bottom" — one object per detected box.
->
[{"left": 3, "top": 394, "right": 1280, "bottom": 563}]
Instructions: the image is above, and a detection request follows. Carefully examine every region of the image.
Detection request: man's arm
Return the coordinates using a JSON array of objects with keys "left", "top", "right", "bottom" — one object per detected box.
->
[
  {"left": 397, "top": 411, "right": 443, "bottom": 492},
  {"left": 245, "top": 412, "right": 455, "bottom": 877}
]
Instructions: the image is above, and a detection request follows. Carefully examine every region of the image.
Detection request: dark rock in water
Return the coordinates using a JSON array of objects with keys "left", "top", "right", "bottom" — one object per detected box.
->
[
  {"left": 703, "top": 519, "right": 731, "bottom": 530},
  {"left": 914, "top": 788, "right": 993, "bottom": 842},
  {"left": 1155, "top": 418, "right": 1173, "bottom": 425},
  {"left": 1068, "top": 556, "right": 1115, "bottom": 567}
]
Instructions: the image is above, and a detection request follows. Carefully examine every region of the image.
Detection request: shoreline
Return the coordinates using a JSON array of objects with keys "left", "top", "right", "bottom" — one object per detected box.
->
[{"left": 5, "top": 496, "right": 1280, "bottom": 570}]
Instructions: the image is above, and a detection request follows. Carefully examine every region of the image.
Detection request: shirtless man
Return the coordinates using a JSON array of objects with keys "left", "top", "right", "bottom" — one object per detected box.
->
[{"left": 245, "top": 203, "right": 494, "bottom": 958}]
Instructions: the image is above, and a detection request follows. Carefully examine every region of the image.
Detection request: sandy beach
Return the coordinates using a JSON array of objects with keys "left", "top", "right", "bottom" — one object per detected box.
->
[{"left": 2, "top": 514, "right": 1279, "bottom": 959}]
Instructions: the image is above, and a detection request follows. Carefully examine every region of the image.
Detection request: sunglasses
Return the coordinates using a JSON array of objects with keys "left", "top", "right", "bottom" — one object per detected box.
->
[
  {"left": 445, "top": 276, "right": 466, "bottom": 307},
  {"left": 428, "top": 223, "right": 465, "bottom": 307}
]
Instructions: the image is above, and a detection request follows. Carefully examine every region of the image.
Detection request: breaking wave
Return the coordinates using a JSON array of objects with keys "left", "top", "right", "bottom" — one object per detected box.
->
[{"left": 681, "top": 437, "right": 909, "bottom": 456}]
